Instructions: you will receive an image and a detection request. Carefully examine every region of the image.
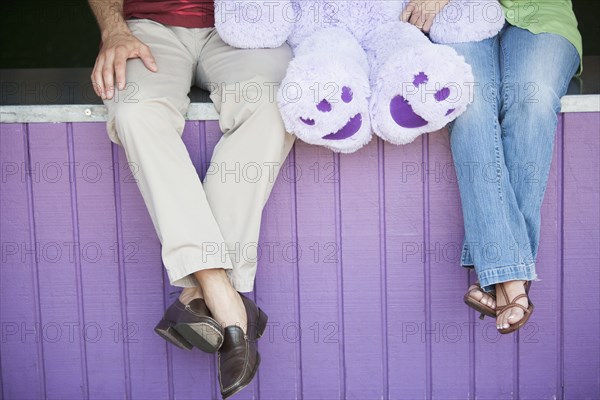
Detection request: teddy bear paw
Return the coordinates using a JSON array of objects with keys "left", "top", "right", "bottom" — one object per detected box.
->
[
  {"left": 277, "top": 54, "right": 374, "bottom": 153},
  {"left": 370, "top": 44, "right": 474, "bottom": 145}
]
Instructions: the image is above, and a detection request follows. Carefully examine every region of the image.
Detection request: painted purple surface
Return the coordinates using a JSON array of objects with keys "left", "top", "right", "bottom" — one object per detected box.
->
[{"left": 0, "top": 115, "right": 599, "bottom": 400}]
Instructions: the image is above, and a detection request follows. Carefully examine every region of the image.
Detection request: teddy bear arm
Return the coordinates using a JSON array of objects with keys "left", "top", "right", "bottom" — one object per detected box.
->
[
  {"left": 214, "top": 0, "right": 295, "bottom": 48},
  {"left": 428, "top": 0, "right": 506, "bottom": 44}
]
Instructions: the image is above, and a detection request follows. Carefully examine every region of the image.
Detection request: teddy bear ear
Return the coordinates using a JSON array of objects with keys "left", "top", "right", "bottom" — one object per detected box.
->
[{"left": 214, "top": 0, "right": 295, "bottom": 49}]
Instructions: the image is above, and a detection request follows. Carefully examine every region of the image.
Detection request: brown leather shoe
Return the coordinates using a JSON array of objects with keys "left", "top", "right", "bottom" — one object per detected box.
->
[
  {"left": 154, "top": 298, "right": 224, "bottom": 353},
  {"left": 218, "top": 293, "right": 268, "bottom": 399}
]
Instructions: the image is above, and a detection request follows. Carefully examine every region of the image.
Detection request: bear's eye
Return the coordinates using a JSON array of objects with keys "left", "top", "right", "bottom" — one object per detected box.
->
[
  {"left": 413, "top": 72, "right": 429, "bottom": 87},
  {"left": 341, "top": 86, "right": 353, "bottom": 103},
  {"left": 317, "top": 99, "right": 332, "bottom": 112},
  {"left": 435, "top": 87, "right": 451, "bottom": 102}
]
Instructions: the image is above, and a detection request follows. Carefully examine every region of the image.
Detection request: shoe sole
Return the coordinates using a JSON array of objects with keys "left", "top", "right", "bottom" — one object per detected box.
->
[
  {"left": 154, "top": 318, "right": 223, "bottom": 353},
  {"left": 463, "top": 295, "right": 496, "bottom": 319},
  {"left": 173, "top": 321, "right": 224, "bottom": 353},
  {"left": 154, "top": 318, "right": 193, "bottom": 351}
]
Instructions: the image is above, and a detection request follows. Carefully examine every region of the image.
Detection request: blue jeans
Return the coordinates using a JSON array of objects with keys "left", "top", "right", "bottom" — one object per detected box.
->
[{"left": 448, "top": 24, "right": 580, "bottom": 292}]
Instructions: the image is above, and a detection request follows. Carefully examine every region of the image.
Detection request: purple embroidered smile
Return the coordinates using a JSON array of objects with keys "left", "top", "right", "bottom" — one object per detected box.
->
[{"left": 322, "top": 113, "right": 362, "bottom": 140}]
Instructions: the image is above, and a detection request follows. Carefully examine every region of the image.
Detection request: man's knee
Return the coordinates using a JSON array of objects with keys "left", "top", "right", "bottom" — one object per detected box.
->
[
  {"left": 109, "top": 99, "right": 186, "bottom": 145},
  {"left": 110, "top": 102, "right": 148, "bottom": 144},
  {"left": 113, "top": 102, "right": 147, "bottom": 125}
]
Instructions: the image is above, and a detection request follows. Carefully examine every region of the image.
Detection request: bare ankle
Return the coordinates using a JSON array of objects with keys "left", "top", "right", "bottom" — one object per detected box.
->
[{"left": 179, "top": 286, "right": 203, "bottom": 304}]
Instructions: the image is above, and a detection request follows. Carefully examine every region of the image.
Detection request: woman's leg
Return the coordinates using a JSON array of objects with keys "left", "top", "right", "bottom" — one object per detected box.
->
[
  {"left": 494, "top": 26, "right": 580, "bottom": 328},
  {"left": 449, "top": 32, "right": 535, "bottom": 296},
  {"left": 499, "top": 26, "right": 580, "bottom": 261}
]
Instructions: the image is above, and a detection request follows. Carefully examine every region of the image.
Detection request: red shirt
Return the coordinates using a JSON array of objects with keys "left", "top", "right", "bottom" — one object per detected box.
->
[{"left": 123, "top": 0, "right": 214, "bottom": 28}]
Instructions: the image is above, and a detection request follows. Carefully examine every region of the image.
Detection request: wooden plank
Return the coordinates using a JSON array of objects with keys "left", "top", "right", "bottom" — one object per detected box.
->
[
  {"left": 253, "top": 148, "right": 301, "bottom": 400},
  {"left": 427, "top": 130, "right": 471, "bottom": 399},
  {"left": 114, "top": 140, "right": 170, "bottom": 399},
  {"left": 339, "top": 139, "right": 385, "bottom": 398},
  {"left": 518, "top": 119, "right": 562, "bottom": 399},
  {"left": 71, "top": 122, "right": 127, "bottom": 398},
  {"left": 204, "top": 120, "right": 221, "bottom": 178},
  {"left": 0, "top": 123, "right": 45, "bottom": 399},
  {"left": 473, "top": 284, "right": 515, "bottom": 400},
  {"left": 562, "top": 112, "right": 600, "bottom": 398},
  {"left": 27, "top": 123, "right": 86, "bottom": 398},
  {"left": 384, "top": 137, "right": 428, "bottom": 399},
  {"left": 472, "top": 295, "right": 515, "bottom": 400},
  {"left": 294, "top": 142, "right": 343, "bottom": 399}
]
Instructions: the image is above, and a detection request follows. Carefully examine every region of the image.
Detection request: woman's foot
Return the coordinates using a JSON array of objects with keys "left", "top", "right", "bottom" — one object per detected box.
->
[
  {"left": 466, "top": 283, "right": 496, "bottom": 309},
  {"left": 495, "top": 280, "right": 530, "bottom": 331}
]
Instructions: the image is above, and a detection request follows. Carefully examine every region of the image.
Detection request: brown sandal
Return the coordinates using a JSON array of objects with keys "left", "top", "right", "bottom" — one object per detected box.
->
[
  {"left": 496, "top": 281, "right": 534, "bottom": 334},
  {"left": 463, "top": 283, "right": 496, "bottom": 320}
]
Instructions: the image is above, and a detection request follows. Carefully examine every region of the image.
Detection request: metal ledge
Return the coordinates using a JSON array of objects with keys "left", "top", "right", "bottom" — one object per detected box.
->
[{"left": 2, "top": 95, "right": 598, "bottom": 124}]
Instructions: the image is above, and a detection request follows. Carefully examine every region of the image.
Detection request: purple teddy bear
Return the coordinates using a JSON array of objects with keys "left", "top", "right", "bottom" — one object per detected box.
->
[{"left": 215, "top": 0, "right": 505, "bottom": 153}]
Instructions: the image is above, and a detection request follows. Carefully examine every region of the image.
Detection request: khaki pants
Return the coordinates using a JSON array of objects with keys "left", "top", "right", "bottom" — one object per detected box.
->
[{"left": 104, "top": 19, "right": 295, "bottom": 292}]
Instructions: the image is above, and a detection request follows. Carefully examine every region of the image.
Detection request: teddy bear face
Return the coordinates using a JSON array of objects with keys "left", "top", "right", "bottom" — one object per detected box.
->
[
  {"left": 277, "top": 46, "right": 373, "bottom": 153},
  {"left": 286, "top": 81, "right": 372, "bottom": 152},
  {"left": 299, "top": 86, "right": 362, "bottom": 140},
  {"left": 368, "top": 36, "right": 475, "bottom": 145},
  {"left": 389, "top": 73, "right": 458, "bottom": 130}
]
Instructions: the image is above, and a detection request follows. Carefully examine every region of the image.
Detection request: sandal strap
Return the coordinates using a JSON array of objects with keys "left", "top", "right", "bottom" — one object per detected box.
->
[
  {"left": 466, "top": 284, "right": 496, "bottom": 299},
  {"left": 510, "top": 293, "right": 528, "bottom": 303},
  {"left": 498, "top": 282, "right": 510, "bottom": 304},
  {"left": 497, "top": 284, "right": 529, "bottom": 305},
  {"left": 496, "top": 285, "right": 531, "bottom": 316},
  {"left": 497, "top": 302, "right": 530, "bottom": 316}
]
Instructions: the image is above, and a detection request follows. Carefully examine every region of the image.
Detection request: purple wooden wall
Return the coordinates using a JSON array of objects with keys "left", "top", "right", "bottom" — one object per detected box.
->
[{"left": 1, "top": 114, "right": 599, "bottom": 400}]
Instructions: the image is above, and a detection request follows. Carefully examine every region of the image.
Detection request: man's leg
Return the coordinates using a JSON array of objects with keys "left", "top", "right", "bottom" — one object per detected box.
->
[
  {"left": 190, "top": 29, "right": 294, "bottom": 328},
  {"left": 104, "top": 20, "right": 234, "bottom": 290}
]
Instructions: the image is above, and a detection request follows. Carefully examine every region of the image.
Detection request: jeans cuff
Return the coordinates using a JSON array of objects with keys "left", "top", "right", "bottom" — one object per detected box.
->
[
  {"left": 461, "top": 243, "right": 474, "bottom": 266},
  {"left": 477, "top": 263, "right": 537, "bottom": 292}
]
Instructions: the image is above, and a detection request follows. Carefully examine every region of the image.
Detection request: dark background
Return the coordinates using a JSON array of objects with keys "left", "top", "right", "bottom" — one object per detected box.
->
[{"left": 0, "top": 0, "right": 598, "bottom": 68}]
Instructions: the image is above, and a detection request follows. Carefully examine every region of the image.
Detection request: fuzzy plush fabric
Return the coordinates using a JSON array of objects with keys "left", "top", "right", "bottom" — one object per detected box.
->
[
  {"left": 215, "top": 0, "right": 505, "bottom": 153},
  {"left": 214, "top": 0, "right": 294, "bottom": 48}
]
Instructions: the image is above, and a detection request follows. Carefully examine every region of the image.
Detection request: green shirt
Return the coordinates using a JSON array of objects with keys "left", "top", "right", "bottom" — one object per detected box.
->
[{"left": 500, "top": 0, "right": 583, "bottom": 75}]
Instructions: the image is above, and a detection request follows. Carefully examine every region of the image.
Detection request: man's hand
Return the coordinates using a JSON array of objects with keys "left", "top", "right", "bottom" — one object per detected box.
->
[
  {"left": 401, "top": 0, "right": 450, "bottom": 33},
  {"left": 92, "top": 31, "right": 158, "bottom": 100},
  {"left": 88, "top": 0, "right": 158, "bottom": 100}
]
